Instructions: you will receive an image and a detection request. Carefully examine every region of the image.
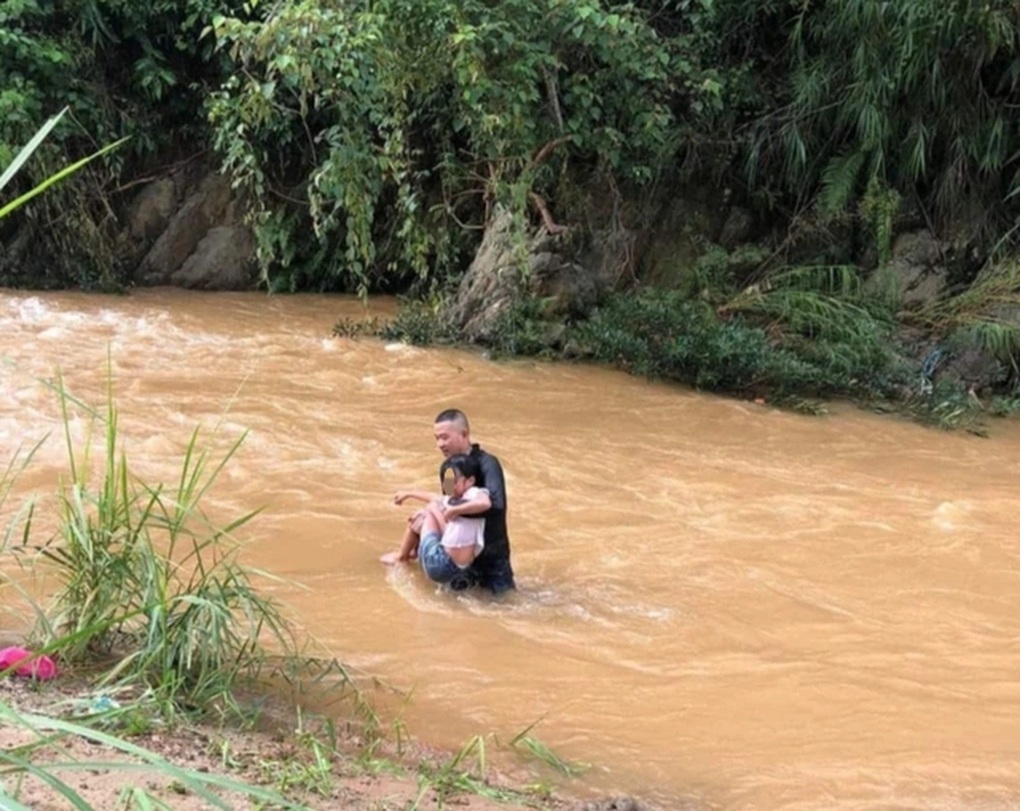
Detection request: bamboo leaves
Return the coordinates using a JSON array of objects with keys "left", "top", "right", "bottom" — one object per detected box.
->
[{"left": 740, "top": 0, "right": 1020, "bottom": 236}]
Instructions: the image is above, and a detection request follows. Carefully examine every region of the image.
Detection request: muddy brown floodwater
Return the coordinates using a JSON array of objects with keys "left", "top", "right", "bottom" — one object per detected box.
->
[{"left": 2, "top": 288, "right": 1020, "bottom": 810}]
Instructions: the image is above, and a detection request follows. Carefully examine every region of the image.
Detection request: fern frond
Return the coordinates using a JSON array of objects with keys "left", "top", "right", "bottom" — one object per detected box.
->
[
  {"left": 950, "top": 318, "right": 1020, "bottom": 364},
  {"left": 818, "top": 152, "right": 865, "bottom": 216}
]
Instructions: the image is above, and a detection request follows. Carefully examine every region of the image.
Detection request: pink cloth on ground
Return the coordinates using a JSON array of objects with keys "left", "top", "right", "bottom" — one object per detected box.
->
[{"left": 0, "top": 646, "right": 58, "bottom": 680}]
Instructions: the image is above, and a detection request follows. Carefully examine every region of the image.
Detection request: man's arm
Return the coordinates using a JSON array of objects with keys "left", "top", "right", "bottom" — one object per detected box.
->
[{"left": 477, "top": 453, "right": 506, "bottom": 511}]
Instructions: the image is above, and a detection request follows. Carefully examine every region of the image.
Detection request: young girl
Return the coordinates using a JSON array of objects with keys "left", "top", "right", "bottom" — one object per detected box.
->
[{"left": 380, "top": 454, "right": 490, "bottom": 584}]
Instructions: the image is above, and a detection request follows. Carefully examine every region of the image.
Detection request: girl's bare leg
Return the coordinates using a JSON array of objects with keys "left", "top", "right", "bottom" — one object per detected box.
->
[{"left": 380, "top": 510, "right": 425, "bottom": 565}]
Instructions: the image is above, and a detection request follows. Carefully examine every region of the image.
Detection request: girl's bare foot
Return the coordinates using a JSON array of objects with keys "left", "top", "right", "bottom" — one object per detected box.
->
[{"left": 379, "top": 551, "right": 403, "bottom": 565}]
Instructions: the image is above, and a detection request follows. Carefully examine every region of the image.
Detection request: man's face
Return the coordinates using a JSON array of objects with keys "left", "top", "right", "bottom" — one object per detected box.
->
[{"left": 434, "top": 420, "right": 469, "bottom": 458}]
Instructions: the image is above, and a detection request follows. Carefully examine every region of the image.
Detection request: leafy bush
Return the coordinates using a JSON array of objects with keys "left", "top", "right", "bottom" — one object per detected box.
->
[
  {"left": 487, "top": 298, "right": 561, "bottom": 359},
  {"left": 206, "top": 0, "right": 705, "bottom": 292},
  {"left": 378, "top": 299, "right": 456, "bottom": 347}
]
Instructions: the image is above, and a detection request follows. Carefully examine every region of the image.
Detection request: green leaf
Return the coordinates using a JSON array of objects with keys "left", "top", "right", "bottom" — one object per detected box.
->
[
  {"left": 0, "top": 106, "right": 68, "bottom": 196},
  {"left": 0, "top": 136, "right": 130, "bottom": 221}
]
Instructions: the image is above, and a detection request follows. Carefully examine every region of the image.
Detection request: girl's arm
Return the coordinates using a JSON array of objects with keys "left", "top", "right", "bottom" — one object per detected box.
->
[
  {"left": 444, "top": 488, "right": 491, "bottom": 519},
  {"left": 393, "top": 489, "right": 438, "bottom": 505}
]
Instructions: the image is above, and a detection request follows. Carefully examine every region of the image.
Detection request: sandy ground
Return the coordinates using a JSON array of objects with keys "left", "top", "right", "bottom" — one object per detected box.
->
[{"left": 0, "top": 675, "right": 640, "bottom": 811}]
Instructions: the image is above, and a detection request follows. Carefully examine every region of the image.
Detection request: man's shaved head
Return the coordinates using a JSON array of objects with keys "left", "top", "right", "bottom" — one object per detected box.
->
[
  {"left": 433, "top": 409, "right": 472, "bottom": 457},
  {"left": 434, "top": 408, "right": 469, "bottom": 434}
]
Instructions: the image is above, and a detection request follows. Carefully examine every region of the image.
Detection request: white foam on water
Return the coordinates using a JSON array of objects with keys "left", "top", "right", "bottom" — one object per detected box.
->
[
  {"left": 448, "top": 577, "right": 676, "bottom": 633},
  {"left": 384, "top": 566, "right": 464, "bottom": 616},
  {"left": 36, "top": 326, "right": 68, "bottom": 341},
  {"left": 7, "top": 296, "right": 52, "bottom": 323},
  {"left": 932, "top": 500, "right": 972, "bottom": 531}
]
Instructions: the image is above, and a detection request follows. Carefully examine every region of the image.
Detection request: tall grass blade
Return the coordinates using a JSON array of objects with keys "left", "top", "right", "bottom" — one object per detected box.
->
[
  {"left": 0, "top": 789, "right": 34, "bottom": 811},
  {"left": 0, "top": 748, "right": 94, "bottom": 810},
  {"left": 511, "top": 735, "right": 589, "bottom": 778},
  {"left": 0, "top": 108, "right": 68, "bottom": 195},
  {"left": 0, "top": 701, "right": 310, "bottom": 810},
  {"left": 0, "top": 136, "right": 130, "bottom": 220}
]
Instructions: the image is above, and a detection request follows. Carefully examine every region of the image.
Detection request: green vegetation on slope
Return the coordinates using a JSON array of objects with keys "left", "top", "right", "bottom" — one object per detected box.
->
[{"left": 4, "top": 0, "right": 1020, "bottom": 422}]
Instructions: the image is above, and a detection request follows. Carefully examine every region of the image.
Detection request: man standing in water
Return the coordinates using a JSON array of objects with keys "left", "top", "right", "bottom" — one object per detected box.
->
[{"left": 389, "top": 409, "right": 515, "bottom": 594}]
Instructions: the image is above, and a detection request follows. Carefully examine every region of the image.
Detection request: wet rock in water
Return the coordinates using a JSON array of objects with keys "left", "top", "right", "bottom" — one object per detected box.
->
[{"left": 581, "top": 796, "right": 642, "bottom": 811}]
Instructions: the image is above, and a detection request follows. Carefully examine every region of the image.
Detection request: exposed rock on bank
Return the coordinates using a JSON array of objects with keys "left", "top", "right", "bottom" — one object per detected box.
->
[
  {"left": 444, "top": 205, "right": 632, "bottom": 343},
  {"left": 120, "top": 168, "right": 257, "bottom": 290}
]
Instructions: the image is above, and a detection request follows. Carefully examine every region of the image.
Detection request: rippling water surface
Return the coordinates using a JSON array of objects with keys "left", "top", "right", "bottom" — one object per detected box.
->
[{"left": 2, "top": 288, "right": 1020, "bottom": 810}]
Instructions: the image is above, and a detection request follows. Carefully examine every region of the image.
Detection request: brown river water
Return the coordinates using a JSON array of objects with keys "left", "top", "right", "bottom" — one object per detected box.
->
[{"left": 2, "top": 288, "right": 1020, "bottom": 810}]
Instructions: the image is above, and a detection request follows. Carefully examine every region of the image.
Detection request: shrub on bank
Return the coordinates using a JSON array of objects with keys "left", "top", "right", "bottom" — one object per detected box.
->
[
  {"left": 374, "top": 281, "right": 903, "bottom": 400},
  {"left": 568, "top": 288, "right": 900, "bottom": 400},
  {"left": 375, "top": 274, "right": 1020, "bottom": 431}
]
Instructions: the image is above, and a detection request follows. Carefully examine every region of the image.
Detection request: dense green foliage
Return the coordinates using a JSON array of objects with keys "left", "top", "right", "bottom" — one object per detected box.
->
[
  {"left": 5, "top": 0, "right": 1020, "bottom": 287},
  {"left": 733, "top": 0, "right": 1020, "bottom": 234},
  {"left": 207, "top": 0, "right": 704, "bottom": 292},
  {"left": 572, "top": 267, "right": 902, "bottom": 398},
  {"left": 381, "top": 261, "right": 905, "bottom": 400},
  {"left": 3, "top": 0, "right": 1020, "bottom": 417},
  {"left": 0, "top": 0, "right": 231, "bottom": 287}
]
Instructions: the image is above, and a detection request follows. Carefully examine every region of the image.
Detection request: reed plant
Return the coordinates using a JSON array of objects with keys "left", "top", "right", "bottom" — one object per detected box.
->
[
  {"left": 509, "top": 735, "right": 588, "bottom": 779},
  {"left": 1, "top": 440, "right": 43, "bottom": 558},
  {"left": 27, "top": 374, "right": 293, "bottom": 720},
  {"left": 411, "top": 734, "right": 516, "bottom": 809}
]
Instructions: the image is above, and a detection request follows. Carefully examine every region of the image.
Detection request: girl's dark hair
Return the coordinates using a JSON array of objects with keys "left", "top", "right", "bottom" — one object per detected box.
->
[{"left": 440, "top": 454, "right": 481, "bottom": 482}]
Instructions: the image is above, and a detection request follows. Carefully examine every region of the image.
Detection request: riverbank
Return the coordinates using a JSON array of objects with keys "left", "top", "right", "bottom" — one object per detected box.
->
[{"left": 0, "top": 670, "right": 630, "bottom": 811}]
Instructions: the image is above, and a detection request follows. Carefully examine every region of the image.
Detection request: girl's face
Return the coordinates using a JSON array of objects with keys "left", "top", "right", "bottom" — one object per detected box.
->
[
  {"left": 451, "top": 474, "right": 474, "bottom": 498},
  {"left": 442, "top": 466, "right": 456, "bottom": 496}
]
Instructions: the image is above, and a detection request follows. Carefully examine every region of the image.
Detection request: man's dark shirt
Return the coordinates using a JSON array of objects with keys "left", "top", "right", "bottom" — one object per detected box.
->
[{"left": 439, "top": 442, "right": 514, "bottom": 592}]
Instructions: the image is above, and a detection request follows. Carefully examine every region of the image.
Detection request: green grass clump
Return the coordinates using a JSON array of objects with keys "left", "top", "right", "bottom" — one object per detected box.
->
[
  {"left": 569, "top": 283, "right": 899, "bottom": 400},
  {"left": 23, "top": 375, "right": 293, "bottom": 720},
  {"left": 378, "top": 299, "right": 456, "bottom": 347}
]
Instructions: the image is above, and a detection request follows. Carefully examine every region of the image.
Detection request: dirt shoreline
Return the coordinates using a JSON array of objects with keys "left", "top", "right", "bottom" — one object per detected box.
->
[{"left": 0, "top": 673, "right": 645, "bottom": 811}]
